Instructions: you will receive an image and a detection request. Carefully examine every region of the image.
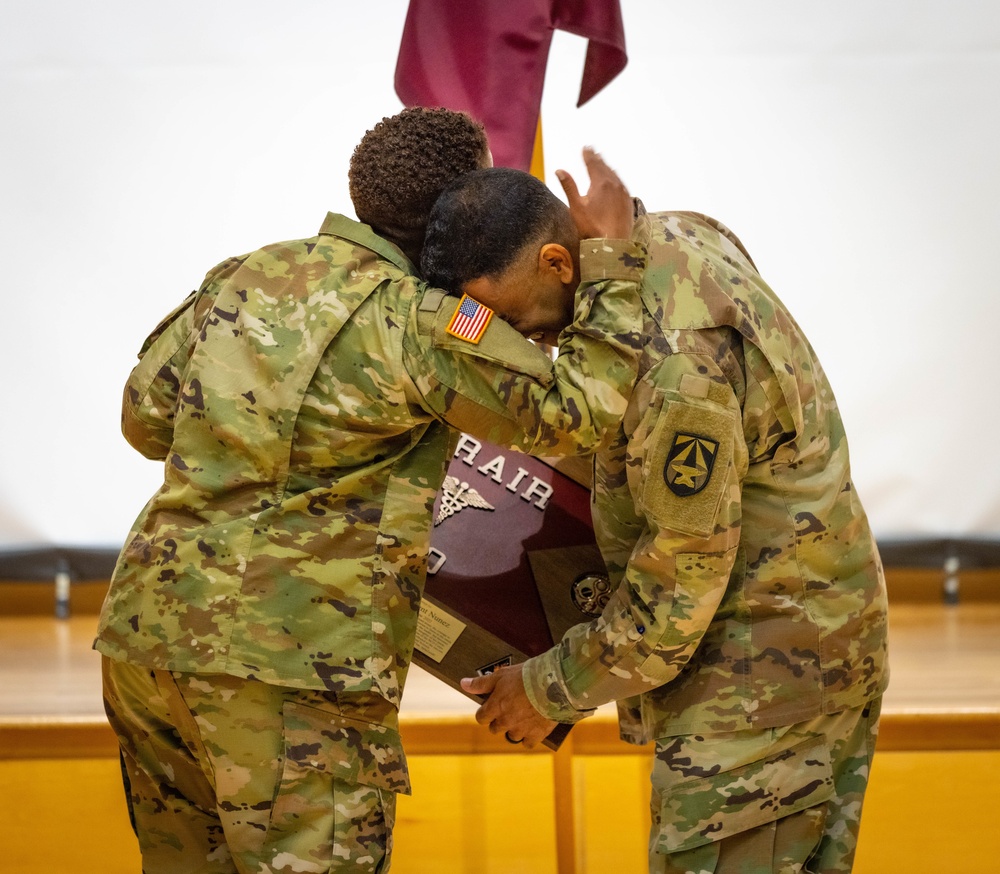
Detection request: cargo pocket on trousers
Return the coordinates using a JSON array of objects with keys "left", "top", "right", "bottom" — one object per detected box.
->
[
  {"left": 654, "top": 734, "right": 834, "bottom": 856},
  {"left": 266, "top": 700, "right": 411, "bottom": 871}
]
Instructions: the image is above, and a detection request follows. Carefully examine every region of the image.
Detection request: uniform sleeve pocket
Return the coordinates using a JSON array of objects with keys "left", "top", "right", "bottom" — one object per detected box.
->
[
  {"left": 655, "top": 734, "right": 834, "bottom": 854},
  {"left": 281, "top": 700, "right": 411, "bottom": 796},
  {"left": 640, "top": 397, "right": 736, "bottom": 539}
]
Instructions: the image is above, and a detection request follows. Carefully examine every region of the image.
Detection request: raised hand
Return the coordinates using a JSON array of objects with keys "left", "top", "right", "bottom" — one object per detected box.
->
[{"left": 556, "top": 147, "right": 634, "bottom": 240}]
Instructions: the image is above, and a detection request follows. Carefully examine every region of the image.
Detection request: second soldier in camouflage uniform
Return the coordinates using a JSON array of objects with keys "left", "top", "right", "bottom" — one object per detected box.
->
[
  {"left": 96, "top": 111, "right": 645, "bottom": 873},
  {"left": 426, "top": 169, "right": 889, "bottom": 874}
]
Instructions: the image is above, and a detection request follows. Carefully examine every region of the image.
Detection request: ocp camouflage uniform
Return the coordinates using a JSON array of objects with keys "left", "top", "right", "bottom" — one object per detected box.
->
[
  {"left": 96, "top": 212, "right": 645, "bottom": 873},
  {"left": 521, "top": 209, "right": 889, "bottom": 873}
]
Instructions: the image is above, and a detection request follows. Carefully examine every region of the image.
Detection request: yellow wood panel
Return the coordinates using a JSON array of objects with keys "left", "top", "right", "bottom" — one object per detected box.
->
[
  {"left": 2, "top": 757, "right": 141, "bottom": 874},
  {"left": 575, "top": 754, "right": 652, "bottom": 874},
  {"left": 1, "top": 749, "right": 996, "bottom": 873},
  {"left": 854, "top": 750, "right": 1000, "bottom": 874},
  {"left": 2, "top": 754, "right": 561, "bottom": 874},
  {"left": 393, "top": 754, "right": 559, "bottom": 874}
]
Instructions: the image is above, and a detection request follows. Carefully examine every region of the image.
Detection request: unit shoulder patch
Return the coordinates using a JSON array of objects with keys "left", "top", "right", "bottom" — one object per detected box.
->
[
  {"left": 664, "top": 433, "right": 719, "bottom": 497},
  {"left": 641, "top": 398, "right": 736, "bottom": 538}
]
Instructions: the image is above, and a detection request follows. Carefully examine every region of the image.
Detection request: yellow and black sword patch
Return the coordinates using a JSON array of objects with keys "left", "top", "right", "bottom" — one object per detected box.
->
[{"left": 664, "top": 433, "right": 719, "bottom": 497}]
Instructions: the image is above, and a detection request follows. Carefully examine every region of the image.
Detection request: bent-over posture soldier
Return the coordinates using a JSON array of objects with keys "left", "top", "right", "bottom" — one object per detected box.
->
[{"left": 424, "top": 167, "right": 889, "bottom": 874}]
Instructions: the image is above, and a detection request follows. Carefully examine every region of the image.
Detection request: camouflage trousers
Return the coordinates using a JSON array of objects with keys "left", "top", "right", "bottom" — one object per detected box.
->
[
  {"left": 649, "top": 698, "right": 882, "bottom": 874},
  {"left": 102, "top": 656, "right": 411, "bottom": 874}
]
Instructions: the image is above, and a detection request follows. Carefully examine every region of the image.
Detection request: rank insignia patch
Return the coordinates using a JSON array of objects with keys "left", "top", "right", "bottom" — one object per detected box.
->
[
  {"left": 664, "top": 433, "right": 719, "bottom": 497},
  {"left": 446, "top": 293, "right": 493, "bottom": 344}
]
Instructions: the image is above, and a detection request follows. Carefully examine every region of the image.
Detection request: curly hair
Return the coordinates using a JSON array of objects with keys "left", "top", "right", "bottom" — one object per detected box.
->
[{"left": 349, "top": 107, "right": 490, "bottom": 267}]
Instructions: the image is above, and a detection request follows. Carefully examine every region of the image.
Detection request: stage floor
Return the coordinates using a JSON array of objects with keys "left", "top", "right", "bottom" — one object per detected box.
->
[{"left": 2, "top": 600, "right": 998, "bottom": 748}]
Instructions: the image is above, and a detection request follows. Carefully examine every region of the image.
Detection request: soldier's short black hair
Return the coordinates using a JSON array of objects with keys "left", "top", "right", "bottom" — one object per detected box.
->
[
  {"left": 421, "top": 168, "right": 575, "bottom": 294},
  {"left": 349, "top": 107, "right": 490, "bottom": 267}
]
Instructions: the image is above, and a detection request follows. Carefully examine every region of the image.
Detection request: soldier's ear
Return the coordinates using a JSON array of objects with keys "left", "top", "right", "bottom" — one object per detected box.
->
[{"left": 536, "top": 244, "right": 574, "bottom": 283}]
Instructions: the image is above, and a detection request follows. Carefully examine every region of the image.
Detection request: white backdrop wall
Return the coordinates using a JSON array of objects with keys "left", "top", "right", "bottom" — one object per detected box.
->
[{"left": 1, "top": 0, "right": 997, "bottom": 548}]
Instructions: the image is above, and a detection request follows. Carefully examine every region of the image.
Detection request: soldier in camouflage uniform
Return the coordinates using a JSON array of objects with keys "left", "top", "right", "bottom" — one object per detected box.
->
[
  {"left": 425, "top": 168, "right": 889, "bottom": 874},
  {"left": 96, "top": 111, "right": 645, "bottom": 874}
]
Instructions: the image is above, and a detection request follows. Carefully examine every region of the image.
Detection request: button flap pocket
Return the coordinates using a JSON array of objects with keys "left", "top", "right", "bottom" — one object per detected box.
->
[
  {"left": 282, "top": 701, "right": 411, "bottom": 796},
  {"left": 657, "top": 734, "right": 834, "bottom": 854}
]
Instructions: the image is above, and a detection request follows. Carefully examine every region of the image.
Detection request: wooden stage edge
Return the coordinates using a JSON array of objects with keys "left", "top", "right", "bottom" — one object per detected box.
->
[
  {"left": 3, "top": 574, "right": 998, "bottom": 761},
  {"left": 3, "top": 709, "right": 998, "bottom": 761}
]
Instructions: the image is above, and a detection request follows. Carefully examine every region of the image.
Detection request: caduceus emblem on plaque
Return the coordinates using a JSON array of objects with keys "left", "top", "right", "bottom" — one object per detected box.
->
[{"left": 434, "top": 475, "right": 496, "bottom": 526}]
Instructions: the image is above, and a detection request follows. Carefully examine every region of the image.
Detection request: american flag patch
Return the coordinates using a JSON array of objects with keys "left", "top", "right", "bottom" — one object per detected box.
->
[{"left": 445, "top": 294, "right": 494, "bottom": 344}]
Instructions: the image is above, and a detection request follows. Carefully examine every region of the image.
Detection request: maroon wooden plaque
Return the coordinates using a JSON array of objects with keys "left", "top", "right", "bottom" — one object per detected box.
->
[{"left": 413, "top": 435, "right": 610, "bottom": 750}]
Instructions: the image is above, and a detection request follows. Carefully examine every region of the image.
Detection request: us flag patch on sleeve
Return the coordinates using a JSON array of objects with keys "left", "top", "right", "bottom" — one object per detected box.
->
[{"left": 446, "top": 294, "right": 493, "bottom": 344}]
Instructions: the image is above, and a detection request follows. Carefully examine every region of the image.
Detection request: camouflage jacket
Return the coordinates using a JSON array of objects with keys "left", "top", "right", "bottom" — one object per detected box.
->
[
  {"left": 522, "top": 210, "right": 889, "bottom": 741},
  {"left": 95, "top": 212, "right": 645, "bottom": 708}
]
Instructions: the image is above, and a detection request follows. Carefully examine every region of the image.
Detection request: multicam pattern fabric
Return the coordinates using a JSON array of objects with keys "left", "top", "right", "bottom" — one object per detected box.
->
[
  {"left": 522, "top": 208, "right": 889, "bottom": 737},
  {"left": 102, "top": 657, "right": 405, "bottom": 873},
  {"left": 649, "top": 699, "right": 881, "bottom": 873},
  {"left": 520, "top": 208, "right": 888, "bottom": 869},
  {"left": 96, "top": 212, "right": 645, "bottom": 715}
]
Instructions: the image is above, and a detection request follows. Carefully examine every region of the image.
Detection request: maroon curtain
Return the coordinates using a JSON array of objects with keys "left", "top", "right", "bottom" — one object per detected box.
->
[{"left": 394, "top": 0, "right": 627, "bottom": 171}]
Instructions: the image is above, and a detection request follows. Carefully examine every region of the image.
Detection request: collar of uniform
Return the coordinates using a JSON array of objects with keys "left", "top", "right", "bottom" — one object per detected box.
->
[{"left": 318, "top": 212, "right": 416, "bottom": 275}]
